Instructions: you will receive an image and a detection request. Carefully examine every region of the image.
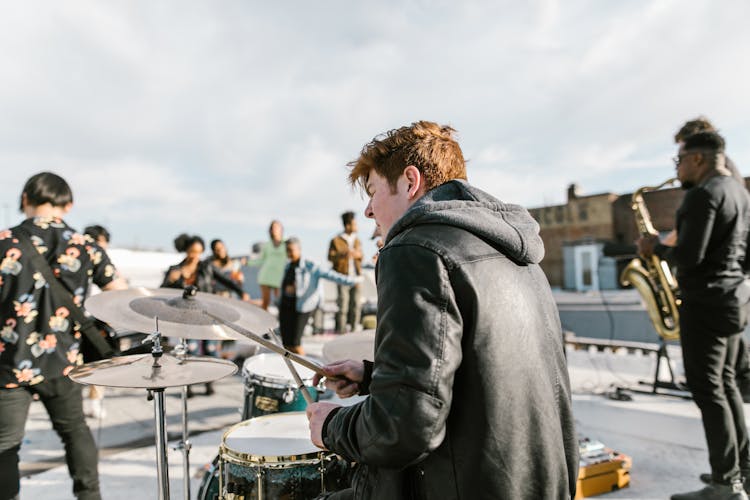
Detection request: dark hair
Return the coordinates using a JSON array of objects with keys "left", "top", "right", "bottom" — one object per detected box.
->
[
  {"left": 682, "top": 131, "right": 725, "bottom": 153},
  {"left": 173, "top": 233, "right": 205, "bottom": 253},
  {"left": 675, "top": 116, "right": 716, "bottom": 143},
  {"left": 269, "top": 220, "right": 283, "bottom": 236},
  {"left": 210, "top": 239, "right": 223, "bottom": 252},
  {"left": 20, "top": 172, "right": 73, "bottom": 211},
  {"left": 84, "top": 225, "right": 110, "bottom": 243},
  {"left": 341, "top": 211, "right": 355, "bottom": 227}
]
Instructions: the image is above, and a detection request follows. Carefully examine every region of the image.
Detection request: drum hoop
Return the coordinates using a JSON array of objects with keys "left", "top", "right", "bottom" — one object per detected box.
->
[
  {"left": 243, "top": 371, "right": 312, "bottom": 389},
  {"left": 220, "top": 414, "right": 322, "bottom": 464},
  {"left": 242, "top": 354, "right": 315, "bottom": 387},
  {"left": 221, "top": 449, "right": 322, "bottom": 466}
]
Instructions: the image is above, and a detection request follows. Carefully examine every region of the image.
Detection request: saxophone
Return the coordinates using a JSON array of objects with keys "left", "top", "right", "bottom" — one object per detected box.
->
[{"left": 619, "top": 178, "right": 681, "bottom": 341}]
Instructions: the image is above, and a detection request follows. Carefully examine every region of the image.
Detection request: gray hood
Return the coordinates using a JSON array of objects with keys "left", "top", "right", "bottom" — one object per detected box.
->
[{"left": 386, "top": 179, "right": 544, "bottom": 264}]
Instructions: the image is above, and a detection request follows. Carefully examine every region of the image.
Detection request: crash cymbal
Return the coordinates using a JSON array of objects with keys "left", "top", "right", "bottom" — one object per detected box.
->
[
  {"left": 322, "top": 330, "right": 376, "bottom": 363},
  {"left": 85, "top": 287, "right": 277, "bottom": 340},
  {"left": 69, "top": 353, "right": 238, "bottom": 389}
]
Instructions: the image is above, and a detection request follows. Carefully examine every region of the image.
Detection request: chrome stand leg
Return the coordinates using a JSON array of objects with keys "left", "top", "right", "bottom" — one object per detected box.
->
[
  {"left": 172, "top": 339, "right": 191, "bottom": 500},
  {"left": 179, "top": 384, "right": 191, "bottom": 500},
  {"left": 153, "top": 388, "right": 170, "bottom": 500}
]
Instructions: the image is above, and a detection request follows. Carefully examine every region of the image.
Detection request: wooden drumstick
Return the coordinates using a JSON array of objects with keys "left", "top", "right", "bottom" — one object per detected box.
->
[
  {"left": 265, "top": 329, "right": 315, "bottom": 406},
  {"left": 203, "top": 311, "right": 327, "bottom": 377}
]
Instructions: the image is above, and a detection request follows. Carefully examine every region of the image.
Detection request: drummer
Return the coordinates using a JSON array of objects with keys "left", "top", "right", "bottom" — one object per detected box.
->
[
  {"left": 306, "top": 122, "right": 577, "bottom": 499},
  {"left": 0, "top": 172, "right": 128, "bottom": 500}
]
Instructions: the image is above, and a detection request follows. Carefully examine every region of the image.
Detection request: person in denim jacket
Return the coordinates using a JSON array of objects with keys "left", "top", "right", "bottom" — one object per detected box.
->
[{"left": 279, "top": 237, "right": 360, "bottom": 354}]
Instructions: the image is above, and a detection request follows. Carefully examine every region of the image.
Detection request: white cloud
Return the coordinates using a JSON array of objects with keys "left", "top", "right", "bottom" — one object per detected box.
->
[{"left": 0, "top": 0, "right": 748, "bottom": 261}]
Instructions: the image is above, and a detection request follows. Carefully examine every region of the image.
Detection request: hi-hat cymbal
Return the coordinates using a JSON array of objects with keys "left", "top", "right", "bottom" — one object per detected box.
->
[
  {"left": 85, "top": 287, "right": 277, "bottom": 340},
  {"left": 69, "top": 353, "right": 238, "bottom": 389},
  {"left": 322, "top": 330, "right": 376, "bottom": 363}
]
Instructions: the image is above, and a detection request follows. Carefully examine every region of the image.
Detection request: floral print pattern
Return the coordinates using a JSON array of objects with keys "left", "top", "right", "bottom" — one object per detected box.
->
[{"left": 0, "top": 217, "right": 117, "bottom": 387}]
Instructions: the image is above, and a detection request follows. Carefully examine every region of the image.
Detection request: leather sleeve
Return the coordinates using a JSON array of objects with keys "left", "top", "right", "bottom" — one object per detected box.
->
[
  {"left": 358, "top": 360, "right": 374, "bottom": 395},
  {"left": 323, "top": 243, "right": 463, "bottom": 468}
]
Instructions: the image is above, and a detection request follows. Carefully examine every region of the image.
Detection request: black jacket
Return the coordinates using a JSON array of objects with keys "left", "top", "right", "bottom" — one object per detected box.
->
[
  {"left": 323, "top": 180, "right": 578, "bottom": 499},
  {"left": 656, "top": 173, "right": 750, "bottom": 333}
]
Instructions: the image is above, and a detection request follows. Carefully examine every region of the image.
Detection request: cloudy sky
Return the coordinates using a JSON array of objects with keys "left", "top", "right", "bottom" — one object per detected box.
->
[{"left": 1, "top": 1, "right": 748, "bottom": 264}]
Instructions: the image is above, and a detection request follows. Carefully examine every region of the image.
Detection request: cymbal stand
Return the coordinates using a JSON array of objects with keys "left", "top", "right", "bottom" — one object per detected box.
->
[
  {"left": 143, "top": 319, "right": 170, "bottom": 500},
  {"left": 171, "top": 339, "right": 192, "bottom": 500}
]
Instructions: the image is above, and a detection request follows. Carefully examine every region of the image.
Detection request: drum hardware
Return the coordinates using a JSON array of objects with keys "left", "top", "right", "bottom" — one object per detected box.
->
[
  {"left": 213, "top": 412, "right": 353, "bottom": 499},
  {"left": 240, "top": 353, "right": 319, "bottom": 419},
  {"left": 84, "top": 286, "right": 277, "bottom": 340},
  {"left": 265, "top": 328, "right": 315, "bottom": 406},
  {"left": 147, "top": 323, "right": 169, "bottom": 500},
  {"left": 69, "top": 318, "right": 238, "bottom": 500},
  {"left": 169, "top": 338, "right": 192, "bottom": 500},
  {"left": 84, "top": 286, "right": 361, "bottom": 498},
  {"left": 283, "top": 387, "right": 295, "bottom": 403}
]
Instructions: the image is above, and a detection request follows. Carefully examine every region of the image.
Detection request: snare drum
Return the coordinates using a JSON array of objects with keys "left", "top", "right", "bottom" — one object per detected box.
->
[
  {"left": 241, "top": 353, "right": 318, "bottom": 419},
  {"left": 217, "top": 412, "right": 352, "bottom": 499}
]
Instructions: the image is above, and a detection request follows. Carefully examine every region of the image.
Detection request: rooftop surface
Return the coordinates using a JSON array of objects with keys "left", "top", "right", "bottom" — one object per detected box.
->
[{"left": 18, "top": 333, "right": 723, "bottom": 500}]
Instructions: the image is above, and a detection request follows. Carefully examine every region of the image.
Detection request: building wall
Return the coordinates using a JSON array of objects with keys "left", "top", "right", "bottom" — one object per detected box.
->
[
  {"left": 611, "top": 185, "right": 684, "bottom": 244},
  {"left": 530, "top": 178, "right": 750, "bottom": 289},
  {"left": 528, "top": 192, "right": 618, "bottom": 288}
]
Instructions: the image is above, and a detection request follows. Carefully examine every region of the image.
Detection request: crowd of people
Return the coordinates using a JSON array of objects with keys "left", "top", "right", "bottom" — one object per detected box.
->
[
  {"left": 1, "top": 116, "right": 749, "bottom": 499},
  {"left": 159, "top": 214, "right": 367, "bottom": 360}
]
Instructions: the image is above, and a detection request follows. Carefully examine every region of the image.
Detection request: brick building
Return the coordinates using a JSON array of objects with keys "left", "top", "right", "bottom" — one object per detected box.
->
[{"left": 528, "top": 181, "right": 684, "bottom": 289}]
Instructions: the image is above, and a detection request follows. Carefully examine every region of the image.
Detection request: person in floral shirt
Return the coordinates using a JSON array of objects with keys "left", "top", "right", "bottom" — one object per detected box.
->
[{"left": 0, "top": 172, "right": 127, "bottom": 500}]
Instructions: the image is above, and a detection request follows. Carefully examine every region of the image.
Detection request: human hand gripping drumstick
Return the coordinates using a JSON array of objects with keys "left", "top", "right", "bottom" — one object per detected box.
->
[
  {"left": 312, "top": 359, "right": 365, "bottom": 399},
  {"left": 307, "top": 359, "right": 364, "bottom": 449}
]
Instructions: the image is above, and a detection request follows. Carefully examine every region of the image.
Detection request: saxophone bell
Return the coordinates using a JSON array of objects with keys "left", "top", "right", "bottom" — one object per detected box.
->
[{"left": 620, "top": 178, "right": 681, "bottom": 341}]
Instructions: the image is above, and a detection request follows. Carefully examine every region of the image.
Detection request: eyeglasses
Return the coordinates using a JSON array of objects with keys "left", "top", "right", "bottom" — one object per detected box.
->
[
  {"left": 672, "top": 149, "right": 719, "bottom": 166},
  {"left": 672, "top": 153, "right": 690, "bottom": 166}
]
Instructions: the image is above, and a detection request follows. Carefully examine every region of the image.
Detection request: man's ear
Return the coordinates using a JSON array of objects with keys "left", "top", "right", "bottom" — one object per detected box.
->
[
  {"left": 62, "top": 202, "right": 73, "bottom": 215},
  {"left": 403, "top": 165, "right": 423, "bottom": 199}
]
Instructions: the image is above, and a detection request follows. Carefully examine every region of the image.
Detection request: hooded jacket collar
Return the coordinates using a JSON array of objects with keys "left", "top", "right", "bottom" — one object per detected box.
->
[{"left": 385, "top": 179, "right": 544, "bottom": 265}]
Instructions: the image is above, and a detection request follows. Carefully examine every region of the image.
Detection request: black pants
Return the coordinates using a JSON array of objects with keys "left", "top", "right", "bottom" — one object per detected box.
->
[
  {"left": 736, "top": 338, "right": 750, "bottom": 395},
  {"left": 681, "top": 305, "right": 750, "bottom": 484},
  {"left": 279, "top": 297, "right": 311, "bottom": 348},
  {"left": 0, "top": 376, "right": 101, "bottom": 500}
]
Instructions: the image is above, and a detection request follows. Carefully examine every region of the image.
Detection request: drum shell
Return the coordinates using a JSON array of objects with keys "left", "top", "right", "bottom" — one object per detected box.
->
[
  {"left": 217, "top": 413, "right": 354, "bottom": 499},
  {"left": 241, "top": 354, "right": 319, "bottom": 419}
]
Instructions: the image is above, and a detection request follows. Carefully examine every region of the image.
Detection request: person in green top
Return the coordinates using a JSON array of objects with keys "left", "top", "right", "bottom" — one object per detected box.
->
[{"left": 252, "top": 220, "right": 287, "bottom": 310}]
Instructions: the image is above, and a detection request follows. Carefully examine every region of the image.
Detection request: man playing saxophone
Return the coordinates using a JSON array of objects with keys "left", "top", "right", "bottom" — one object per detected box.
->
[
  {"left": 638, "top": 131, "right": 750, "bottom": 500},
  {"left": 675, "top": 118, "right": 750, "bottom": 408}
]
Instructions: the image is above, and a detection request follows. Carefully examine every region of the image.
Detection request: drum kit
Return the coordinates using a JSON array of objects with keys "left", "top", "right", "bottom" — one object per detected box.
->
[{"left": 70, "top": 286, "right": 369, "bottom": 500}]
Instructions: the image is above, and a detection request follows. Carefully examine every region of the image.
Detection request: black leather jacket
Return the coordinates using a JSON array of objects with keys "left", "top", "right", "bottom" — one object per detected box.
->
[{"left": 323, "top": 180, "right": 578, "bottom": 499}]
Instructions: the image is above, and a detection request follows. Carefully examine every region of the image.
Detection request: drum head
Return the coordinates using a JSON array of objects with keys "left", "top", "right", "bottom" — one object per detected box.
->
[
  {"left": 222, "top": 412, "right": 320, "bottom": 463},
  {"left": 242, "top": 353, "right": 315, "bottom": 385}
]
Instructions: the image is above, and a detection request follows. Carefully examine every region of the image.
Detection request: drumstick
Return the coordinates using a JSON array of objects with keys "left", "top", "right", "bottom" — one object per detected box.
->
[
  {"left": 265, "top": 329, "right": 315, "bottom": 406},
  {"left": 203, "top": 311, "right": 327, "bottom": 377}
]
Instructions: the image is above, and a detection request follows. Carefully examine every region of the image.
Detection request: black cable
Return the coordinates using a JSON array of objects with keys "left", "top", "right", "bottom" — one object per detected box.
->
[{"left": 596, "top": 258, "right": 636, "bottom": 388}]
